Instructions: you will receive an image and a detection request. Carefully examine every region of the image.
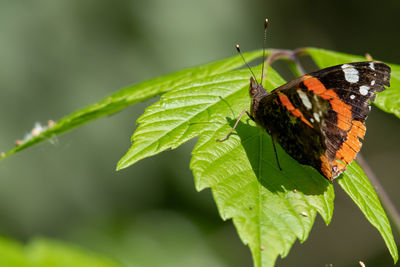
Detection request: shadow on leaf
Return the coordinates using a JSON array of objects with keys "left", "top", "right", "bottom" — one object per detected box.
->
[{"left": 227, "top": 118, "right": 330, "bottom": 196}]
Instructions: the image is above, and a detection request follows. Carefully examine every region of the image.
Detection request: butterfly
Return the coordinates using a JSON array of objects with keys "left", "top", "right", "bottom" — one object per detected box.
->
[{"left": 218, "top": 20, "right": 391, "bottom": 180}]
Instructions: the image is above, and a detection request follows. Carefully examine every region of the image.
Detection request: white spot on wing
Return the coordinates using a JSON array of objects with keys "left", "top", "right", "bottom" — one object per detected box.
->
[
  {"left": 371, "top": 80, "right": 375, "bottom": 85},
  {"left": 369, "top": 62, "right": 375, "bottom": 70},
  {"left": 359, "top": 85, "right": 369, "bottom": 96},
  {"left": 350, "top": 94, "right": 355, "bottom": 99},
  {"left": 297, "top": 90, "right": 313, "bottom": 110},
  {"left": 341, "top": 64, "right": 359, "bottom": 83},
  {"left": 313, "top": 112, "right": 320, "bottom": 122},
  {"left": 310, "top": 118, "right": 314, "bottom": 123}
]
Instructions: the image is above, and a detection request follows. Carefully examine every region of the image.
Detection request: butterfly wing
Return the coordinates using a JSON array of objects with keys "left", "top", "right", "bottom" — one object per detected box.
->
[{"left": 254, "top": 61, "right": 391, "bottom": 180}]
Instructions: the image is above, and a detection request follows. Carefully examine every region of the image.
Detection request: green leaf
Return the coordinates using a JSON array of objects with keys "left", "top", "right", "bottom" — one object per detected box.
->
[
  {"left": 0, "top": 50, "right": 263, "bottom": 162},
  {"left": 118, "top": 61, "right": 335, "bottom": 266},
  {"left": 338, "top": 163, "right": 399, "bottom": 263},
  {"left": 305, "top": 47, "right": 400, "bottom": 119},
  {"left": 306, "top": 47, "right": 399, "bottom": 263},
  {"left": 0, "top": 236, "right": 123, "bottom": 267}
]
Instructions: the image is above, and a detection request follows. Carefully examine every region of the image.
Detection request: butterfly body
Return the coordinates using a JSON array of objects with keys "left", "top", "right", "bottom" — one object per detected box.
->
[{"left": 249, "top": 61, "right": 391, "bottom": 180}]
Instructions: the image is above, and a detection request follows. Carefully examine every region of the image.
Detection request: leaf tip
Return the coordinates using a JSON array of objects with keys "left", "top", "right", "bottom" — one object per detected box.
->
[
  {"left": 116, "top": 159, "right": 129, "bottom": 171},
  {"left": 391, "top": 246, "right": 399, "bottom": 264}
]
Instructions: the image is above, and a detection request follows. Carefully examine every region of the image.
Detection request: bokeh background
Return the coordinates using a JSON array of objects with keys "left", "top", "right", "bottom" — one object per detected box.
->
[{"left": 0, "top": 1, "right": 399, "bottom": 266}]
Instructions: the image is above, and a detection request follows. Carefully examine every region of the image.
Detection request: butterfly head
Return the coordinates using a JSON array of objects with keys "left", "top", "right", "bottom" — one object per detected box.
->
[
  {"left": 249, "top": 77, "right": 267, "bottom": 98},
  {"left": 249, "top": 76, "right": 268, "bottom": 119}
]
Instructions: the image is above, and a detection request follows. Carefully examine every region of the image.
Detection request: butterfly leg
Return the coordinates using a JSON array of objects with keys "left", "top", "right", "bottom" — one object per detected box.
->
[
  {"left": 271, "top": 135, "right": 282, "bottom": 171},
  {"left": 216, "top": 109, "right": 253, "bottom": 142}
]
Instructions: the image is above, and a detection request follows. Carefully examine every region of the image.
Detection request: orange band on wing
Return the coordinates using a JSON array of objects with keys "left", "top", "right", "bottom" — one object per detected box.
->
[
  {"left": 325, "top": 96, "right": 352, "bottom": 131},
  {"left": 303, "top": 75, "right": 327, "bottom": 94},
  {"left": 334, "top": 120, "right": 366, "bottom": 165},
  {"left": 278, "top": 92, "right": 313, "bottom": 128},
  {"left": 303, "top": 77, "right": 352, "bottom": 131},
  {"left": 321, "top": 120, "right": 366, "bottom": 179},
  {"left": 349, "top": 120, "right": 366, "bottom": 140},
  {"left": 320, "top": 154, "right": 333, "bottom": 181}
]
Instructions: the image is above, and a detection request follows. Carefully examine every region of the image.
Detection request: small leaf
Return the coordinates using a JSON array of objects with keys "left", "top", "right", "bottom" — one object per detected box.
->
[
  {"left": 305, "top": 47, "right": 400, "bottom": 119},
  {"left": 0, "top": 237, "right": 28, "bottom": 266},
  {"left": 338, "top": 163, "right": 399, "bottom": 263},
  {"left": 0, "top": 50, "right": 263, "bottom": 161}
]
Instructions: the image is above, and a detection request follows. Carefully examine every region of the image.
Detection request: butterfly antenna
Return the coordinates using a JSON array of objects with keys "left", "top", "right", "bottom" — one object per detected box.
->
[
  {"left": 236, "top": 44, "right": 259, "bottom": 84},
  {"left": 260, "top": 18, "right": 269, "bottom": 85}
]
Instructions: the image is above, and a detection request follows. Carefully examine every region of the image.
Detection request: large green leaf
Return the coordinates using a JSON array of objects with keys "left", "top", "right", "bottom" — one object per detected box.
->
[
  {"left": 305, "top": 47, "right": 400, "bottom": 119},
  {"left": 0, "top": 50, "right": 263, "bottom": 161},
  {"left": 0, "top": 236, "right": 123, "bottom": 267},
  {"left": 117, "top": 63, "right": 335, "bottom": 266}
]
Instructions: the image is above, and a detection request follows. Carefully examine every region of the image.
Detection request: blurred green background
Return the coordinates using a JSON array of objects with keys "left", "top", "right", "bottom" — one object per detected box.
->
[{"left": 0, "top": 1, "right": 399, "bottom": 266}]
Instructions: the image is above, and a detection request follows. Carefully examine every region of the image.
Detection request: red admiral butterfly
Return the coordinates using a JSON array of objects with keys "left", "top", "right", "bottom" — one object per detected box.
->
[{"left": 218, "top": 19, "right": 391, "bottom": 180}]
